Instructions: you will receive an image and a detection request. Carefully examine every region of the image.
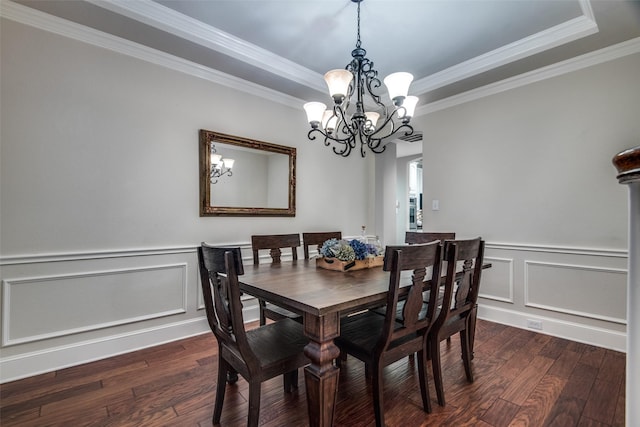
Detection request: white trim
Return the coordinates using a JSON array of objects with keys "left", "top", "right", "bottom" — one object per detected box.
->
[
  {"left": 418, "top": 37, "right": 640, "bottom": 116},
  {"left": 0, "top": 241, "right": 626, "bottom": 266},
  {"left": 478, "top": 304, "right": 626, "bottom": 352},
  {"left": 523, "top": 260, "right": 628, "bottom": 325},
  {"left": 478, "top": 256, "right": 514, "bottom": 304},
  {"left": 3, "top": 1, "right": 639, "bottom": 116},
  {"left": 2, "top": 263, "right": 188, "bottom": 346},
  {"left": 84, "top": 0, "right": 325, "bottom": 93},
  {"left": 486, "top": 241, "right": 628, "bottom": 259},
  {"left": 0, "top": 317, "right": 210, "bottom": 384},
  {"left": 413, "top": 1, "right": 598, "bottom": 94},
  {"left": 0, "top": 243, "right": 253, "bottom": 265},
  {"left": 0, "top": 0, "right": 303, "bottom": 108}
]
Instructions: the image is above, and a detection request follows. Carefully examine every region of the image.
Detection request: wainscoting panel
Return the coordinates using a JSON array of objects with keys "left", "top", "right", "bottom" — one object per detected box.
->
[
  {"left": 0, "top": 241, "right": 629, "bottom": 382},
  {"left": 478, "top": 256, "right": 514, "bottom": 303},
  {"left": 479, "top": 243, "right": 628, "bottom": 352},
  {"left": 524, "top": 260, "right": 627, "bottom": 324},
  {"left": 2, "top": 264, "right": 187, "bottom": 346}
]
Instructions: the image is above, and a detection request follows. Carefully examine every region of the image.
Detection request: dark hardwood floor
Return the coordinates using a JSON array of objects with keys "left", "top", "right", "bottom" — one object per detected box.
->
[{"left": 0, "top": 319, "right": 625, "bottom": 426}]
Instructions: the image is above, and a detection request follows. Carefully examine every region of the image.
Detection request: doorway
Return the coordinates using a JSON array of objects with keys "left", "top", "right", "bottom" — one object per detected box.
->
[{"left": 408, "top": 159, "right": 423, "bottom": 230}]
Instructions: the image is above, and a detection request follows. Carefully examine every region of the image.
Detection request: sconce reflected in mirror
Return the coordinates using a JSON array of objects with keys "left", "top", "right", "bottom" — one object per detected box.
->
[{"left": 209, "top": 143, "right": 235, "bottom": 184}]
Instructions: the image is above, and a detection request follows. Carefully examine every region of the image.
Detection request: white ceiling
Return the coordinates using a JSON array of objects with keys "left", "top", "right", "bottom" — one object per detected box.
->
[{"left": 5, "top": 0, "right": 640, "bottom": 156}]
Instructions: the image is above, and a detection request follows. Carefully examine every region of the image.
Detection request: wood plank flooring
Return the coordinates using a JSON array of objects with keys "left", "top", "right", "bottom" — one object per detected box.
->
[{"left": 0, "top": 320, "right": 625, "bottom": 426}]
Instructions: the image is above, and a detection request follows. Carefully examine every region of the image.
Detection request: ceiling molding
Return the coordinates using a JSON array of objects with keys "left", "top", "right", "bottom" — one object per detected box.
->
[
  {"left": 418, "top": 37, "right": 640, "bottom": 116},
  {"left": 85, "top": 0, "right": 326, "bottom": 93},
  {"left": 86, "top": 0, "right": 599, "bottom": 99},
  {"left": 412, "top": 0, "right": 598, "bottom": 93},
  {"left": 3, "top": 0, "right": 636, "bottom": 119},
  {"left": 0, "top": 0, "right": 301, "bottom": 108}
]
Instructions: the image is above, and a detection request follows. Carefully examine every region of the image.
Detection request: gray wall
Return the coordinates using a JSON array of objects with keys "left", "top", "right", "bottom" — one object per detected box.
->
[{"left": 414, "top": 52, "right": 640, "bottom": 352}]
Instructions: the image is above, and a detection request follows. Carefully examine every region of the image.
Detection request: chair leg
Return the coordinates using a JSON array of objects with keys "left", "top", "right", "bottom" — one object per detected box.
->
[
  {"left": 417, "top": 349, "right": 432, "bottom": 413},
  {"left": 365, "top": 363, "right": 372, "bottom": 381},
  {"left": 430, "top": 337, "right": 446, "bottom": 407},
  {"left": 468, "top": 305, "right": 478, "bottom": 359},
  {"left": 460, "top": 329, "right": 474, "bottom": 382},
  {"left": 247, "top": 381, "right": 261, "bottom": 427},
  {"left": 258, "top": 299, "right": 267, "bottom": 325},
  {"left": 372, "top": 362, "right": 385, "bottom": 427},
  {"left": 336, "top": 350, "right": 347, "bottom": 368},
  {"left": 213, "top": 359, "right": 228, "bottom": 424},
  {"left": 283, "top": 369, "right": 298, "bottom": 393}
]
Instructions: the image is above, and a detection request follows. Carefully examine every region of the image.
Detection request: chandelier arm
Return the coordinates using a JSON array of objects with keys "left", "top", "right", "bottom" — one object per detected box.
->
[
  {"left": 366, "top": 136, "right": 387, "bottom": 154},
  {"left": 307, "top": 127, "right": 356, "bottom": 157}
]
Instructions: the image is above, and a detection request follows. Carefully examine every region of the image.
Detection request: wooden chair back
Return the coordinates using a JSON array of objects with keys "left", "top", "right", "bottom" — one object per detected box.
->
[
  {"left": 436, "top": 238, "right": 485, "bottom": 326},
  {"left": 251, "top": 233, "right": 300, "bottom": 264},
  {"left": 302, "top": 231, "right": 342, "bottom": 259},
  {"left": 405, "top": 231, "right": 456, "bottom": 244},
  {"left": 197, "top": 244, "right": 257, "bottom": 367},
  {"left": 378, "top": 241, "right": 444, "bottom": 353}
]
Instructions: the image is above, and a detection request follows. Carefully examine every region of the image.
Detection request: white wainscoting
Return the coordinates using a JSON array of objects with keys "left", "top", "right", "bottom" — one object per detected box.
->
[
  {"left": 0, "top": 240, "right": 628, "bottom": 383},
  {"left": 524, "top": 260, "right": 627, "bottom": 324},
  {"left": 478, "top": 242, "right": 628, "bottom": 352},
  {"left": 2, "top": 264, "right": 188, "bottom": 346}
]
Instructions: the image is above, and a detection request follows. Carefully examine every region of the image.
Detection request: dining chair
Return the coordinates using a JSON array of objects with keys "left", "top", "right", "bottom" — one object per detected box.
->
[
  {"left": 405, "top": 231, "right": 456, "bottom": 244},
  {"left": 251, "top": 233, "right": 303, "bottom": 325},
  {"left": 335, "top": 241, "right": 447, "bottom": 427},
  {"left": 372, "top": 231, "right": 455, "bottom": 319},
  {"left": 302, "top": 231, "right": 342, "bottom": 259},
  {"left": 428, "top": 237, "right": 485, "bottom": 407},
  {"left": 197, "top": 244, "right": 309, "bottom": 427}
]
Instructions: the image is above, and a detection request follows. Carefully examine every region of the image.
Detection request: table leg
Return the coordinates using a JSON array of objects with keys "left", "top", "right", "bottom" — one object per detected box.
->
[{"left": 303, "top": 312, "right": 341, "bottom": 427}]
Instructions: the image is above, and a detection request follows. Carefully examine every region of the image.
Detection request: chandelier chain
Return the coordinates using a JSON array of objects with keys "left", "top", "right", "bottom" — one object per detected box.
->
[{"left": 356, "top": 0, "right": 361, "bottom": 49}]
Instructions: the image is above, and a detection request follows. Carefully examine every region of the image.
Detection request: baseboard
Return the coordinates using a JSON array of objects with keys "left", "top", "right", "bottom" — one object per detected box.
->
[
  {"left": 0, "top": 317, "right": 210, "bottom": 383},
  {"left": 1, "top": 302, "right": 625, "bottom": 383},
  {"left": 478, "top": 304, "right": 626, "bottom": 353}
]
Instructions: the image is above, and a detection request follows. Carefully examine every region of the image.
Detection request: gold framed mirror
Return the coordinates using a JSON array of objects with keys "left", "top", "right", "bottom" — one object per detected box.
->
[{"left": 199, "top": 130, "right": 296, "bottom": 216}]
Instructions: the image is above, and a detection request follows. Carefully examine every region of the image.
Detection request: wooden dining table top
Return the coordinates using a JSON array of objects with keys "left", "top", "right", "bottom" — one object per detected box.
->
[
  {"left": 238, "top": 258, "right": 403, "bottom": 317},
  {"left": 238, "top": 258, "right": 491, "bottom": 317}
]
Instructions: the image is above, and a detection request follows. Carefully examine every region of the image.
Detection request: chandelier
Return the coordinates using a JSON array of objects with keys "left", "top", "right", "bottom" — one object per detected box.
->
[
  {"left": 303, "top": 0, "right": 417, "bottom": 158},
  {"left": 209, "top": 143, "right": 235, "bottom": 184}
]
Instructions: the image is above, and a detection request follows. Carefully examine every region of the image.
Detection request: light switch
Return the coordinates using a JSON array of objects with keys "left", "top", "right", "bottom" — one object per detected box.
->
[{"left": 432, "top": 199, "right": 440, "bottom": 211}]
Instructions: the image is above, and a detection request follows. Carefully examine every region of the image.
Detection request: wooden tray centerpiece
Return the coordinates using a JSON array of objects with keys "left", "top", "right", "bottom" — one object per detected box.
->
[
  {"left": 316, "top": 255, "right": 384, "bottom": 271},
  {"left": 316, "top": 238, "right": 384, "bottom": 272}
]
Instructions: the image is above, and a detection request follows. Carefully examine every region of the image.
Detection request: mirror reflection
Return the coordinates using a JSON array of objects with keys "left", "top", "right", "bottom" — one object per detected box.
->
[
  {"left": 199, "top": 130, "right": 296, "bottom": 216},
  {"left": 209, "top": 143, "right": 290, "bottom": 208}
]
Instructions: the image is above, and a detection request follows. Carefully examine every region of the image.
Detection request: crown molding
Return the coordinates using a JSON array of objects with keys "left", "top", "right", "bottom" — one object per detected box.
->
[
  {"left": 412, "top": 0, "right": 598, "bottom": 94},
  {"left": 417, "top": 36, "right": 640, "bottom": 116},
  {"left": 2, "top": 0, "right": 636, "bottom": 118},
  {"left": 0, "top": 0, "right": 304, "bottom": 108},
  {"left": 84, "top": 0, "right": 326, "bottom": 93}
]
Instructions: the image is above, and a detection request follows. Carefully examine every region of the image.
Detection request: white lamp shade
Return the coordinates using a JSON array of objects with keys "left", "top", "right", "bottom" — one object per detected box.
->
[
  {"left": 223, "top": 158, "right": 235, "bottom": 169},
  {"left": 326, "top": 114, "right": 338, "bottom": 132},
  {"left": 324, "top": 69, "right": 353, "bottom": 100},
  {"left": 401, "top": 96, "right": 419, "bottom": 119},
  {"left": 321, "top": 110, "right": 334, "bottom": 129},
  {"left": 365, "top": 111, "right": 380, "bottom": 130},
  {"left": 211, "top": 153, "right": 222, "bottom": 165},
  {"left": 384, "top": 72, "right": 413, "bottom": 102},
  {"left": 303, "top": 101, "right": 327, "bottom": 125}
]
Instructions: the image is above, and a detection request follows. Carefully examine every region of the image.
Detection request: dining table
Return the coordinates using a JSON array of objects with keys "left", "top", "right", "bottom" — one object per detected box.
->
[{"left": 238, "top": 257, "right": 490, "bottom": 427}]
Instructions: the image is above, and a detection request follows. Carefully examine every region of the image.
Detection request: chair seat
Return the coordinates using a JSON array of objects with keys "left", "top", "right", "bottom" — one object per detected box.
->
[
  {"left": 337, "top": 311, "right": 422, "bottom": 360},
  {"left": 262, "top": 302, "right": 303, "bottom": 323},
  {"left": 247, "top": 318, "right": 309, "bottom": 368}
]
